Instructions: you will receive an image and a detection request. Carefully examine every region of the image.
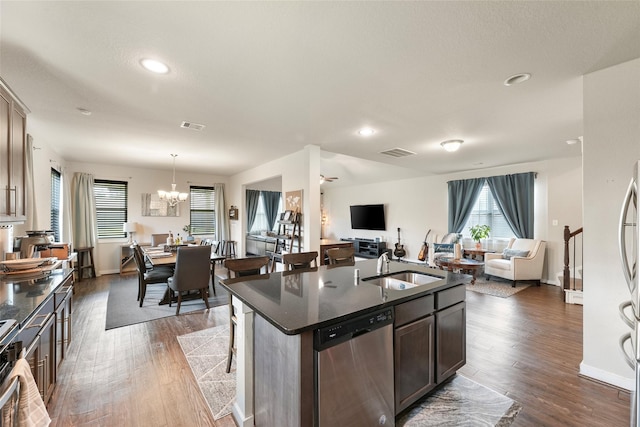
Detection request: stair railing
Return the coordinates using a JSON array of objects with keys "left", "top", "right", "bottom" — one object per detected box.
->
[{"left": 563, "top": 226, "right": 583, "bottom": 291}]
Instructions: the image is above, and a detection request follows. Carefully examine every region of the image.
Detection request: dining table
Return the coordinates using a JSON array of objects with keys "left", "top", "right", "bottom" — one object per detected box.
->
[{"left": 142, "top": 245, "right": 227, "bottom": 304}]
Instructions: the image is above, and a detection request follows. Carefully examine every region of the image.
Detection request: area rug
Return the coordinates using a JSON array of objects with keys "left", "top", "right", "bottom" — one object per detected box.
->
[
  {"left": 177, "top": 318, "right": 234, "bottom": 420},
  {"left": 397, "top": 375, "right": 522, "bottom": 426},
  {"left": 178, "top": 322, "right": 522, "bottom": 425},
  {"left": 466, "top": 276, "right": 531, "bottom": 298},
  {"left": 105, "top": 275, "right": 229, "bottom": 330}
]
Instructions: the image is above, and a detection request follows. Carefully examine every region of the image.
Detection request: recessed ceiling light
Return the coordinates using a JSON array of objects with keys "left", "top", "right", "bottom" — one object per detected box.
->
[
  {"left": 358, "top": 127, "right": 376, "bottom": 137},
  {"left": 77, "top": 108, "right": 92, "bottom": 116},
  {"left": 440, "top": 139, "right": 464, "bottom": 152},
  {"left": 140, "top": 58, "right": 170, "bottom": 74},
  {"left": 504, "top": 73, "right": 531, "bottom": 86}
]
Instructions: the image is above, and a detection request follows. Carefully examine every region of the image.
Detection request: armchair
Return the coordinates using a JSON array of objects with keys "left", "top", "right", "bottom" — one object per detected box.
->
[
  {"left": 484, "top": 238, "right": 546, "bottom": 287},
  {"left": 427, "top": 233, "right": 460, "bottom": 267}
]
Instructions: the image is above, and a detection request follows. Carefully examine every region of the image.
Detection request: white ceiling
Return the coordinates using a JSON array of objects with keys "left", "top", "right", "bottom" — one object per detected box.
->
[{"left": 1, "top": 1, "right": 639, "bottom": 187}]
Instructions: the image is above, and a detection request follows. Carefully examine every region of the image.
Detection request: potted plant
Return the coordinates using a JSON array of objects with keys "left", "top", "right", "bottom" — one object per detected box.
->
[
  {"left": 469, "top": 224, "right": 491, "bottom": 249},
  {"left": 182, "top": 224, "right": 194, "bottom": 242}
]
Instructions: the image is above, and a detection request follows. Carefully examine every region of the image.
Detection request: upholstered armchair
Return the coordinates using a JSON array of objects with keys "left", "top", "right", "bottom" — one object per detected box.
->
[
  {"left": 484, "top": 238, "right": 546, "bottom": 287},
  {"left": 427, "top": 233, "right": 460, "bottom": 267}
]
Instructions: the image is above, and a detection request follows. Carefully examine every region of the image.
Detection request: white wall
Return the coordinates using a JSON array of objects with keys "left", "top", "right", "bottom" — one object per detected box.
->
[
  {"left": 581, "top": 58, "right": 640, "bottom": 389},
  {"left": 20, "top": 153, "right": 227, "bottom": 275},
  {"left": 322, "top": 156, "right": 583, "bottom": 285}
]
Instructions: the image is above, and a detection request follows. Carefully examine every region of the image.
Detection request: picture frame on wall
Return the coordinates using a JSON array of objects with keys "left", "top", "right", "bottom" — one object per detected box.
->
[{"left": 229, "top": 206, "right": 239, "bottom": 220}]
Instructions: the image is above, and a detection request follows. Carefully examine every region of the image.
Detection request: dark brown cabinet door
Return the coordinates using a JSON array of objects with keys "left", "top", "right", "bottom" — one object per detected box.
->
[
  {"left": 436, "top": 301, "right": 466, "bottom": 383},
  {"left": 394, "top": 315, "right": 435, "bottom": 414},
  {"left": 0, "top": 89, "right": 10, "bottom": 218}
]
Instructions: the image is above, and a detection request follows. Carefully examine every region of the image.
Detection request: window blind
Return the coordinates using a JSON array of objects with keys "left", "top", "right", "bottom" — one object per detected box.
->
[
  {"left": 94, "top": 179, "right": 128, "bottom": 239},
  {"left": 190, "top": 186, "right": 215, "bottom": 235},
  {"left": 50, "top": 168, "right": 61, "bottom": 242},
  {"left": 463, "top": 184, "right": 515, "bottom": 239}
]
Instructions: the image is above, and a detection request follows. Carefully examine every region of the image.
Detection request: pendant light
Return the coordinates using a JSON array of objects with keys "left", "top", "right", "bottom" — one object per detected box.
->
[{"left": 158, "top": 154, "right": 188, "bottom": 206}]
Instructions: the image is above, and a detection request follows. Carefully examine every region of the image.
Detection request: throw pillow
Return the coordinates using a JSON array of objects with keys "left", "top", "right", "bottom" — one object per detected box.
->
[
  {"left": 502, "top": 248, "right": 530, "bottom": 259},
  {"left": 433, "top": 243, "right": 454, "bottom": 253}
]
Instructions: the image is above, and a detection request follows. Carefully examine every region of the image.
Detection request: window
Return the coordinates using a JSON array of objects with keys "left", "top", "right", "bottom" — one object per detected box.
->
[
  {"left": 249, "top": 193, "right": 283, "bottom": 234},
  {"left": 190, "top": 186, "right": 215, "bottom": 235},
  {"left": 94, "top": 179, "right": 128, "bottom": 239},
  {"left": 462, "top": 184, "right": 515, "bottom": 239},
  {"left": 50, "top": 168, "right": 61, "bottom": 242}
]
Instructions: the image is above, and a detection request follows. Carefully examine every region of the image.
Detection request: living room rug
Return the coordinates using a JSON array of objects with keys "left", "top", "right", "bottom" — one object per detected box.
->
[
  {"left": 466, "top": 276, "right": 531, "bottom": 298},
  {"left": 178, "top": 320, "right": 522, "bottom": 425},
  {"left": 105, "top": 275, "right": 229, "bottom": 330}
]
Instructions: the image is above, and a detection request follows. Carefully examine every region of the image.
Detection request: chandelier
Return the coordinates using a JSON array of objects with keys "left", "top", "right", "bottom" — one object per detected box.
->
[{"left": 157, "top": 154, "right": 188, "bottom": 207}]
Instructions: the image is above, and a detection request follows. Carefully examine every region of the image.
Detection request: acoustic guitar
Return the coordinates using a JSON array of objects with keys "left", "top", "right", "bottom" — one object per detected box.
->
[
  {"left": 394, "top": 227, "right": 406, "bottom": 259},
  {"left": 417, "top": 229, "right": 431, "bottom": 261}
]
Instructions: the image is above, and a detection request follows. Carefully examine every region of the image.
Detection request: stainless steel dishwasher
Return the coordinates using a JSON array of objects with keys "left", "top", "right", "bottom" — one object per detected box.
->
[{"left": 314, "top": 308, "right": 394, "bottom": 426}]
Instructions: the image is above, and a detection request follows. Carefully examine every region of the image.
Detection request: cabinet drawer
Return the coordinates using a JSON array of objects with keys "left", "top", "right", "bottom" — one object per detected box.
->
[
  {"left": 435, "top": 284, "right": 465, "bottom": 310},
  {"left": 395, "top": 294, "right": 434, "bottom": 327},
  {"left": 54, "top": 285, "right": 73, "bottom": 309},
  {"left": 18, "top": 296, "right": 55, "bottom": 349}
]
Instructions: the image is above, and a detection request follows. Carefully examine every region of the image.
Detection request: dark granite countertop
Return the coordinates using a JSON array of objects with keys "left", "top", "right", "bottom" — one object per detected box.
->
[
  {"left": 220, "top": 259, "right": 468, "bottom": 335},
  {"left": 0, "top": 268, "right": 73, "bottom": 327}
]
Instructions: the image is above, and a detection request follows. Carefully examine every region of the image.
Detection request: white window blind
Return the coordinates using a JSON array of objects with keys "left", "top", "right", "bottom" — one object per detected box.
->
[
  {"left": 463, "top": 184, "right": 515, "bottom": 239},
  {"left": 94, "top": 179, "right": 128, "bottom": 239},
  {"left": 50, "top": 168, "right": 61, "bottom": 242},
  {"left": 190, "top": 186, "right": 215, "bottom": 235}
]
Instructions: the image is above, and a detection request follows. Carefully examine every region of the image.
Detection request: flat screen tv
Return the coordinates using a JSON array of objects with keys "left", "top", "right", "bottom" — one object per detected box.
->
[{"left": 350, "top": 204, "right": 386, "bottom": 231}]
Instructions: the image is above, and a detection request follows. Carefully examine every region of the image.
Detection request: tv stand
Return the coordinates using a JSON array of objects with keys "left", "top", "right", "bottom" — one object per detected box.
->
[{"left": 340, "top": 238, "right": 390, "bottom": 259}]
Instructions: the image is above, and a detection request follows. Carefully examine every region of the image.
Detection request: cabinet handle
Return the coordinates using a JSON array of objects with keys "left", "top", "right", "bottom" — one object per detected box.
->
[
  {"left": 37, "top": 358, "right": 45, "bottom": 399},
  {"left": 25, "top": 314, "right": 49, "bottom": 329}
]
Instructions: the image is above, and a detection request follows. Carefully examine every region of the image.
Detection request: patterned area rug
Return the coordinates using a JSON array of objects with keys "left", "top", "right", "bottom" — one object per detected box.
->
[
  {"left": 177, "top": 312, "right": 235, "bottom": 420},
  {"left": 398, "top": 375, "right": 522, "bottom": 426},
  {"left": 466, "top": 276, "right": 531, "bottom": 298},
  {"left": 178, "top": 315, "right": 522, "bottom": 425}
]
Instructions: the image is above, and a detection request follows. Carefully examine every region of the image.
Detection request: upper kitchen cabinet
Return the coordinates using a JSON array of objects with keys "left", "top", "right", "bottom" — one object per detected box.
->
[{"left": 0, "top": 78, "right": 29, "bottom": 222}]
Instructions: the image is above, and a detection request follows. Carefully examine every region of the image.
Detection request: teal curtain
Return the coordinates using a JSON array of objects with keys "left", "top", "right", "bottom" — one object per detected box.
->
[
  {"left": 447, "top": 178, "right": 485, "bottom": 233},
  {"left": 262, "top": 191, "right": 281, "bottom": 231},
  {"left": 486, "top": 172, "right": 535, "bottom": 238},
  {"left": 246, "top": 190, "right": 261, "bottom": 232}
]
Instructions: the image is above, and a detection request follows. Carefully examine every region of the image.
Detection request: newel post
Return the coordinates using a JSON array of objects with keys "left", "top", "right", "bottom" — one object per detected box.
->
[{"left": 563, "top": 226, "right": 570, "bottom": 290}]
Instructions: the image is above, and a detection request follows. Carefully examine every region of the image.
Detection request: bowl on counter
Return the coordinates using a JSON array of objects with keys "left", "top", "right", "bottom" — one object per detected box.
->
[{"left": 0, "top": 258, "right": 46, "bottom": 271}]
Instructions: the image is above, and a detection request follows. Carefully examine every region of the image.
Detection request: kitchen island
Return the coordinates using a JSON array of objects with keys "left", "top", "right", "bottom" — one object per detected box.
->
[{"left": 221, "top": 259, "right": 468, "bottom": 427}]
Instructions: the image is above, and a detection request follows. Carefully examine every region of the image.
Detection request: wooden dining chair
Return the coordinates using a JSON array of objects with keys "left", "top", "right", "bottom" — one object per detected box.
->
[
  {"left": 167, "top": 246, "right": 212, "bottom": 315},
  {"left": 282, "top": 251, "right": 319, "bottom": 271},
  {"left": 326, "top": 247, "right": 356, "bottom": 265},
  {"left": 132, "top": 244, "right": 173, "bottom": 307},
  {"left": 223, "top": 256, "right": 270, "bottom": 373}
]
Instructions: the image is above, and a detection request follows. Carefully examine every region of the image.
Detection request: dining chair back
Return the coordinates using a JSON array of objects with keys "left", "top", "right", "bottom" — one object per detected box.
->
[
  {"left": 326, "top": 247, "right": 356, "bottom": 265},
  {"left": 222, "top": 256, "right": 270, "bottom": 373},
  {"left": 224, "top": 256, "right": 270, "bottom": 278},
  {"left": 167, "top": 246, "right": 212, "bottom": 315},
  {"left": 282, "top": 251, "right": 319, "bottom": 271},
  {"left": 151, "top": 233, "right": 169, "bottom": 247},
  {"left": 132, "top": 244, "right": 173, "bottom": 307}
]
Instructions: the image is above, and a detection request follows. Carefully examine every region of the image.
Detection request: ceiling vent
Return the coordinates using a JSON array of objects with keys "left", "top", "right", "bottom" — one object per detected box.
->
[
  {"left": 180, "top": 121, "right": 205, "bottom": 131},
  {"left": 379, "top": 148, "right": 416, "bottom": 158}
]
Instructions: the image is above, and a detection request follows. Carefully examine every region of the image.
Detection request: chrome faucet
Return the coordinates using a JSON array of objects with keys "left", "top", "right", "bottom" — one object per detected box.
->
[{"left": 377, "top": 252, "right": 390, "bottom": 275}]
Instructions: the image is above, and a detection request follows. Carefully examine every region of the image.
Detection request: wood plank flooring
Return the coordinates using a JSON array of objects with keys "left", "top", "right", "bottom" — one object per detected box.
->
[{"left": 47, "top": 275, "right": 629, "bottom": 426}]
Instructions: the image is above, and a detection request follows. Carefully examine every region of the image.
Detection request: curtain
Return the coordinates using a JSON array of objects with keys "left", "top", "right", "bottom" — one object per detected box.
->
[
  {"left": 214, "top": 183, "right": 228, "bottom": 241},
  {"left": 486, "top": 172, "right": 535, "bottom": 238},
  {"left": 61, "top": 168, "right": 73, "bottom": 246},
  {"left": 24, "top": 135, "right": 37, "bottom": 230},
  {"left": 71, "top": 172, "right": 99, "bottom": 275},
  {"left": 262, "top": 191, "right": 281, "bottom": 231},
  {"left": 447, "top": 178, "right": 485, "bottom": 233},
  {"left": 246, "top": 190, "right": 261, "bottom": 233}
]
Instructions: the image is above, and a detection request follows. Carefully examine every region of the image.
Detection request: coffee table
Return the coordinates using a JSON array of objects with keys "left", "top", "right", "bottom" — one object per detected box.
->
[{"left": 436, "top": 256, "right": 484, "bottom": 285}]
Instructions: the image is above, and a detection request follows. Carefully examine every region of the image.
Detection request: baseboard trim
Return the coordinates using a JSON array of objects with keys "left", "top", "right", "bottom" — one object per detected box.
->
[{"left": 579, "top": 362, "right": 634, "bottom": 391}]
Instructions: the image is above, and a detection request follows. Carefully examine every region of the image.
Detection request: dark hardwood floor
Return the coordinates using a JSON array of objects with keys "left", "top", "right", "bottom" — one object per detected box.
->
[{"left": 47, "top": 274, "right": 629, "bottom": 426}]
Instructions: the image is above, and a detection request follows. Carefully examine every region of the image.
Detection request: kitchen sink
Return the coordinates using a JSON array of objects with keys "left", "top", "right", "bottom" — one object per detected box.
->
[{"left": 362, "top": 270, "right": 444, "bottom": 291}]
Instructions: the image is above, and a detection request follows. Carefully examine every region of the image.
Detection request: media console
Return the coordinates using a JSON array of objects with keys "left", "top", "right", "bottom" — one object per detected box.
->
[{"left": 340, "top": 238, "right": 390, "bottom": 259}]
